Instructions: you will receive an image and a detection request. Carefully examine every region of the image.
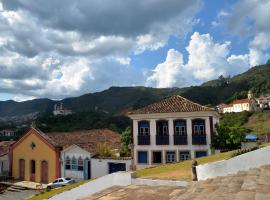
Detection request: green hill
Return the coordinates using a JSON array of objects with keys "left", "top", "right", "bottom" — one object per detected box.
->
[{"left": 0, "top": 63, "right": 270, "bottom": 132}]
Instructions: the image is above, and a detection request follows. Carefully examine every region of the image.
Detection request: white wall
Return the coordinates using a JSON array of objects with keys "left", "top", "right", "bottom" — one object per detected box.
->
[
  {"left": 131, "top": 112, "right": 218, "bottom": 169},
  {"left": 61, "top": 146, "right": 91, "bottom": 180},
  {"left": 50, "top": 172, "right": 132, "bottom": 200},
  {"left": 196, "top": 146, "right": 270, "bottom": 181},
  {"left": 91, "top": 158, "right": 131, "bottom": 179},
  {"left": 0, "top": 154, "right": 9, "bottom": 175}
]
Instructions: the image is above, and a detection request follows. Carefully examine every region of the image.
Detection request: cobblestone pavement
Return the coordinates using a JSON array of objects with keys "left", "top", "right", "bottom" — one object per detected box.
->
[
  {"left": 81, "top": 185, "right": 184, "bottom": 200},
  {"left": 81, "top": 165, "right": 270, "bottom": 200}
]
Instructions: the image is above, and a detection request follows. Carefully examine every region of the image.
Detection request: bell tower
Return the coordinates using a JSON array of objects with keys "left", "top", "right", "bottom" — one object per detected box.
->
[{"left": 248, "top": 90, "right": 253, "bottom": 100}]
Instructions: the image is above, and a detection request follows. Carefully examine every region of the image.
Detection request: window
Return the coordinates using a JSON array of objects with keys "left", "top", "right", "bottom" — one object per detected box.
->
[
  {"left": 152, "top": 151, "right": 162, "bottom": 164},
  {"left": 179, "top": 151, "right": 190, "bottom": 161},
  {"left": 59, "top": 179, "right": 64, "bottom": 182},
  {"left": 193, "top": 119, "right": 206, "bottom": 135},
  {"left": 65, "top": 156, "right": 71, "bottom": 170},
  {"left": 138, "top": 121, "right": 150, "bottom": 136},
  {"left": 71, "top": 157, "right": 77, "bottom": 170},
  {"left": 195, "top": 151, "right": 207, "bottom": 158},
  {"left": 156, "top": 121, "right": 169, "bottom": 136},
  {"left": 166, "top": 151, "right": 176, "bottom": 163},
  {"left": 78, "top": 157, "right": 84, "bottom": 171},
  {"left": 138, "top": 151, "right": 148, "bottom": 164},
  {"left": 174, "top": 120, "right": 187, "bottom": 136}
]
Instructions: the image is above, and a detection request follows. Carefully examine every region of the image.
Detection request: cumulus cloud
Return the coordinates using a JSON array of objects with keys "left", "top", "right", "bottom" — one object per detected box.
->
[
  {"left": 217, "top": 0, "right": 270, "bottom": 66},
  {"left": 146, "top": 49, "right": 192, "bottom": 88},
  {"left": 147, "top": 32, "right": 250, "bottom": 88},
  {"left": 0, "top": 0, "right": 201, "bottom": 100}
]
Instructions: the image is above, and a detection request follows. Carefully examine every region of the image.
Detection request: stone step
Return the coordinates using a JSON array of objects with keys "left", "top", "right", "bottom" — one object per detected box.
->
[{"left": 7, "top": 187, "right": 23, "bottom": 192}]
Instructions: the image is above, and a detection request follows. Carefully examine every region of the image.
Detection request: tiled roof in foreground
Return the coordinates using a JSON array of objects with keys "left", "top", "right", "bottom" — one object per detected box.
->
[{"left": 129, "top": 95, "right": 213, "bottom": 115}]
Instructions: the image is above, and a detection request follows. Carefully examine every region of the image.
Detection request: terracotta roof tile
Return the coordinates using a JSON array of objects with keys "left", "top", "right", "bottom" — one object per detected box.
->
[
  {"left": 232, "top": 99, "right": 250, "bottom": 104},
  {"left": 129, "top": 95, "right": 212, "bottom": 115},
  {"left": 47, "top": 129, "right": 121, "bottom": 155}
]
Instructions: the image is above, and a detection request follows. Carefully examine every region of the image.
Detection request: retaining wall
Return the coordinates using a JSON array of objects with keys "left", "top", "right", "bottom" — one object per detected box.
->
[{"left": 196, "top": 146, "right": 270, "bottom": 181}]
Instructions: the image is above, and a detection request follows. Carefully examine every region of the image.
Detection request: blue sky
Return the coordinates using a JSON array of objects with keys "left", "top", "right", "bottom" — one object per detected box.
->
[{"left": 0, "top": 0, "right": 269, "bottom": 101}]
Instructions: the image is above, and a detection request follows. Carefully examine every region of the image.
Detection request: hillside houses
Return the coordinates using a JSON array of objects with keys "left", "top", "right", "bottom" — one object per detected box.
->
[
  {"left": 220, "top": 91, "right": 270, "bottom": 113},
  {"left": 3, "top": 128, "right": 131, "bottom": 183}
]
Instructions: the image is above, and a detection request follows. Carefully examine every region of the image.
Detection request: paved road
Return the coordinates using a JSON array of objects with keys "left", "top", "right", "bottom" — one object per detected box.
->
[{"left": 0, "top": 190, "right": 36, "bottom": 200}]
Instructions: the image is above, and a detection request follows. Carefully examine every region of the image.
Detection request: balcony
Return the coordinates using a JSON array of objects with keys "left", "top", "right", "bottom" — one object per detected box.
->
[
  {"left": 156, "top": 135, "right": 169, "bottom": 145},
  {"left": 137, "top": 135, "right": 150, "bottom": 145},
  {"left": 174, "top": 135, "right": 188, "bottom": 145},
  {"left": 192, "top": 135, "right": 207, "bottom": 145}
]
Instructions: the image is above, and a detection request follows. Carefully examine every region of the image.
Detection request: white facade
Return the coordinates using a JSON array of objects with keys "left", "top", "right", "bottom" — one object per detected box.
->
[
  {"left": 61, "top": 145, "right": 91, "bottom": 180},
  {"left": 61, "top": 145, "right": 132, "bottom": 180},
  {"left": 223, "top": 102, "right": 251, "bottom": 113},
  {"left": 0, "top": 154, "right": 9, "bottom": 175},
  {"left": 129, "top": 111, "right": 219, "bottom": 170},
  {"left": 91, "top": 158, "right": 131, "bottom": 179}
]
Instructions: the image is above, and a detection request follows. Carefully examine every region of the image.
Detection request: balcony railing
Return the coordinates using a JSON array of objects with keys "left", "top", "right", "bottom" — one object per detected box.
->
[
  {"left": 192, "top": 135, "right": 207, "bottom": 145},
  {"left": 137, "top": 135, "right": 150, "bottom": 145},
  {"left": 174, "top": 135, "right": 188, "bottom": 145},
  {"left": 156, "top": 135, "right": 169, "bottom": 145}
]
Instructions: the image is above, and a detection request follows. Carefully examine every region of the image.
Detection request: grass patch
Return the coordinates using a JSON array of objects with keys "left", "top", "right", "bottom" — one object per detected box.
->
[
  {"left": 244, "top": 111, "right": 270, "bottom": 135},
  {"left": 27, "top": 180, "right": 90, "bottom": 200},
  {"left": 135, "top": 142, "right": 270, "bottom": 181},
  {"left": 135, "top": 151, "right": 234, "bottom": 180}
]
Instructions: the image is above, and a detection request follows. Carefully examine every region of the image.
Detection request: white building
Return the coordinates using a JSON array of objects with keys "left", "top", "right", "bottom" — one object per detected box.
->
[
  {"left": 50, "top": 129, "right": 132, "bottom": 180},
  {"left": 256, "top": 93, "right": 270, "bottom": 109},
  {"left": 61, "top": 145, "right": 131, "bottom": 180},
  {"left": 223, "top": 99, "right": 251, "bottom": 113},
  {"left": 53, "top": 103, "right": 73, "bottom": 116},
  {"left": 128, "top": 95, "right": 219, "bottom": 170},
  {"left": 0, "top": 141, "right": 15, "bottom": 175}
]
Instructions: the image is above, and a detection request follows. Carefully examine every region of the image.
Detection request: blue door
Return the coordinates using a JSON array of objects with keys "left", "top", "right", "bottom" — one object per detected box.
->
[
  {"left": 83, "top": 158, "right": 91, "bottom": 180},
  {"left": 108, "top": 163, "right": 126, "bottom": 174},
  {"left": 195, "top": 151, "right": 207, "bottom": 158}
]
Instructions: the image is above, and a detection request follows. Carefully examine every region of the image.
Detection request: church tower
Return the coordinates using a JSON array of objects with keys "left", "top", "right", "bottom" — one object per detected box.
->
[{"left": 248, "top": 90, "right": 254, "bottom": 100}]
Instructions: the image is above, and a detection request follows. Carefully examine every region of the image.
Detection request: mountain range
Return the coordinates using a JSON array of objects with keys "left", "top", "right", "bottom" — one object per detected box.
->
[{"left": 0, "top": 62, "right": 270, "bottom": 120}]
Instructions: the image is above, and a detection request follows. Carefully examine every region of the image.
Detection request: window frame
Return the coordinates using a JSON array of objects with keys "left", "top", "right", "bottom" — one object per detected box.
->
[{"left": 137, "top": 151, "right": 148, "bottom": 164}]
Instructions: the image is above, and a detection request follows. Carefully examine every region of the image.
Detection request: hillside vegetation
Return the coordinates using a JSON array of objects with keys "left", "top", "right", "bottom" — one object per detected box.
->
[
  {"left": 219, "top": 111, "right": 270, "bottom": 135},
  {"left": 0, "top": 63, "right": 270, "bottom": 132},
  {"left": 244, "top": 111, "right": 270, "bottom": 135}
]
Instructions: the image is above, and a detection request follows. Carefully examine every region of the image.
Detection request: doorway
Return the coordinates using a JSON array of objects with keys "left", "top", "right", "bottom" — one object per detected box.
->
[
  {"left": 30, "top": 160, "right": 36, "bottom": 182},
  {"left": 152, "top": 151, "right": 162, "bottom": 164},
  {"left": 41, "top": 161, "right": 49, "bottom": 183},
  {"left": 19, "top": 159, "right": 25, "bottom": 180}
]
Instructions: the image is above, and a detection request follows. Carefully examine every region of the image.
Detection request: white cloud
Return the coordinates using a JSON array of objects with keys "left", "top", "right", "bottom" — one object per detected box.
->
[
  {"left": 218, "top": 0, "right": 270, "bottom": 66},
  {"left": 0, "top": 0, "right": 201, "bottom": 100},
  {"left": 147, "top": 32, "right": 251, "bottom": 88},
  {"left": 146, "top": 49, "right": 191, "bottom": 88},
  {"left": 185, "top": 32, "right": 230, "bottom": 80}
]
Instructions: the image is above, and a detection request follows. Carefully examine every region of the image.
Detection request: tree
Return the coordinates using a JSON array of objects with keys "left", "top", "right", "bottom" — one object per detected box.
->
[
  {"left": 120, "top": 127, "right": 131, "bottom": 157},
  {"left": 98, "top": 143, "right": 114, "bottom": 157},
  {"left": 212, "top": 124, "right": 248, "bottom": 150}
]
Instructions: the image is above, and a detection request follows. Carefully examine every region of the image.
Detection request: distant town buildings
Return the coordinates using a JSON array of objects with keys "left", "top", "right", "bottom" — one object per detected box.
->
[
  {"left": 53, "top": 103, "right": 73, "bottom": 116},
  {"left": 0, "top": 129, "right": 19, "bottom": 141},
  {"left": 220, "top": 91, "right": 270, "bottom": 113}
]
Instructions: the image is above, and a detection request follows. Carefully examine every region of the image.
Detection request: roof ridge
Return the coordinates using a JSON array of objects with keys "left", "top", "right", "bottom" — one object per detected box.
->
[{"left": 129, "top": 95, "right": 213, "bottom": 115}]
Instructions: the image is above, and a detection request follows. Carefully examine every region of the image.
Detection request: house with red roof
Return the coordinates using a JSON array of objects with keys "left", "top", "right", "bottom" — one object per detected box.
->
[{"left": 128, "top": 95, "right": 219, "bottom": 170}]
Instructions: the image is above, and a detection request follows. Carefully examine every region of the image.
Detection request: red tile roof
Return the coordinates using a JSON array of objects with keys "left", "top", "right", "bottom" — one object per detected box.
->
[
  {"left": 129, "top": 95, "right": 213, "bottom": 115},
  {"left": 47, "top": 129, "right": 121, "bottom": 155},
  {"left": 232, "top": 99, "right": 250, "bottom": 104},
  {"left": 0, "top": 141, "right": 15, "bottom": 156}
]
